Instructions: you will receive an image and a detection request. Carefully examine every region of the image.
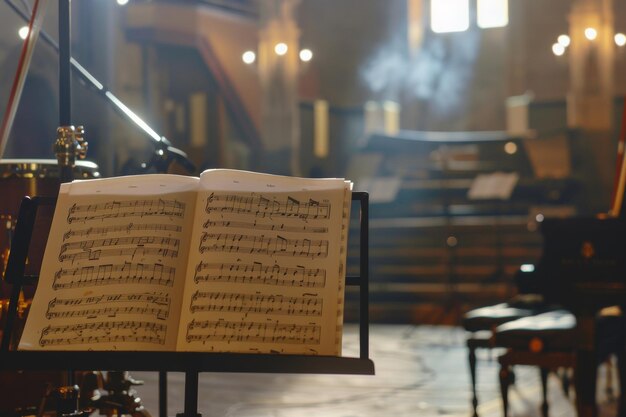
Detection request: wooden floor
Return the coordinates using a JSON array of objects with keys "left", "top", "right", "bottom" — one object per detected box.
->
[{"left": 129, "top": 325, "right": 620, "bottom": 417}]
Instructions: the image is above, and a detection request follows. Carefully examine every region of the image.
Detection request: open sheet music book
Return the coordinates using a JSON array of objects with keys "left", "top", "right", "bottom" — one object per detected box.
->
[{"left": 19, "top": 169, "right": 352, "bottom": 356}]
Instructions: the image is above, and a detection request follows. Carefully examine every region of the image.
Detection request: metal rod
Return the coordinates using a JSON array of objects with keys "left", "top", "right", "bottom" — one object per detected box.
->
[
  {"left": 159, "top": 371, "right": 167, "bottom": 417},
  {"left": 177, "top": 371, "right": 201, "bottom": 417},
  {"left": 359, "top": 192, "right": 369, "bottom": 360},
  {"left": 58, "top": 0, "right": 71, "bottom": 127},
  {"left": 58, "top": 8, "right": 75, "bottom": 385}
]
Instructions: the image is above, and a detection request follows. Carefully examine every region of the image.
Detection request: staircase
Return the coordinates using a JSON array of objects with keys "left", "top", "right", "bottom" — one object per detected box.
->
[{"left": 344, "top": 130, "right": 579, "bottom": 325}]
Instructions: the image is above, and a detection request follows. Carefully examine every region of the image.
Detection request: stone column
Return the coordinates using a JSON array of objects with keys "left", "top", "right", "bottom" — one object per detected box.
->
[
  {"left": 567, "top": 0, "right": 614, "bottom": 130},
  {"left": 258, "top": 0, "right": 301, "bottom": 175},
  {"left": 567, "top": 0, "right": 615, "bottom": 213}
]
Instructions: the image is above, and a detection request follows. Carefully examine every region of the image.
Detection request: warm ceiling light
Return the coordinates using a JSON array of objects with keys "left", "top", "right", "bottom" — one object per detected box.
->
[
  {"left": 585, "top": 27, "right": 597, "bottom": 40},
  {"left": 552, "top": 43, "right": 565, "bottom": 56},
  {"left": 274, "top": 43, "right": 288, "bottom": 56},
  {"left": 18, "top": 26, "right": 29, "bottom": 40},
  {"left": 504, "top": 141, "right": 518, "bottom": 155},
  {"left": 117, "top": 0, "right": 129, "bottom": 5},
  {"left": 615, "top": 33, "right": 626, "bottom": 47},
  {"left": 299, "top": 49, "right": 313, "bottom": 62},
  {"left": 557, "top": 34, "right": 570, "bottom": 47},
  {"left": 242, "top": 50, "right": 256, "bottom": 64}
]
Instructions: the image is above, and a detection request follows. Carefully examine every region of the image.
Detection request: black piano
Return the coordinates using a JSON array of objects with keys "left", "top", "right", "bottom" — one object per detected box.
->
[{"left": 537, "top": 210, "right": 626, "bottom": 416}]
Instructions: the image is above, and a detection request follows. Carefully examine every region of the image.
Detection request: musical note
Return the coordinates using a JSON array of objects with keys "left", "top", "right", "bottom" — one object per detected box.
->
[
  {"left": 59, "top": 247, "right": 179, "bottom": 263},
  {"left": 185, "top": 319, "right": 321, "bottom": 345},
  {"left": 53, "top": 262, "right": 176, "bottom": 289},
  {"left": 189, "top": 291, "right": 323, "bottom": 316},
  {"left": 66, "top": 198, "right": 186, "bottom": 224},
  {"left": 193, "top": 262, "right": 326, "bottom": 288},
  {"left": 201, "top": 219, "right": 327, "bottom": 233},
  {"left": 38, "top": 320, "right": 167, "bottom": 347},
  {"left": 204, "top": 193, "right": 331, "bottom": 220},
  {"left": 63, "top": 223, "right": 182, "bottom": 241},
  {"left": 198, "top": 233, "right": 328, "bottom": 259},
  {"left": 45, "top": 292, "right": 171, "bottom": 320},
  {"left": 60, "top": 236, "right": 179, "bottom": 257}
]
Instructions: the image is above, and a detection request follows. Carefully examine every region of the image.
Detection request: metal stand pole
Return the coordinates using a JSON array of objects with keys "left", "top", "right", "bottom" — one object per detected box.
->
[
  {"left": 57, "top": 0, "right": 74, "bottom": 184},
  {"left": 58, "top": 4, "right": 74, "bottom": 391}
]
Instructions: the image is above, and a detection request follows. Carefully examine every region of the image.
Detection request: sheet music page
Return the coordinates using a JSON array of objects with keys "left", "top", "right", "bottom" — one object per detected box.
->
[
  {"left": 19, "top": 174, "right": 199, "bottom": 351},
  {"left": 177, "top": 169, "right": 351, "bottom": 356}
]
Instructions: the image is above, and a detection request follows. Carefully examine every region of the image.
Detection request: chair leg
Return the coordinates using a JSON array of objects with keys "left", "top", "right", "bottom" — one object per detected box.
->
[
  {"left": 618, "top": 349, "right": 626, "bottom": 417},
  {"left": 559, "top": 367, "right": 572, "bottom": 398},
  {"left": 540, "top": 367, "right": 549, "bottom": 417},
  {"left": 499, "top": 363, "right": 512, "bottom": 417},
  {"left": 575, "top": 349, "right": 597, "bottom": 417},
  {"left": 468, "top": 343, "right": 479, "bottom": 417},
  {"left": 604, "top": 356, "right": 616, "bottom": 402}
]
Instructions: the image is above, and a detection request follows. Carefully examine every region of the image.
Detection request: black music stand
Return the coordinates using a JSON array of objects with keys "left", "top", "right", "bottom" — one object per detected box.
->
[{"left": 0, "top": 193, "right": 374, "bottom": 417}]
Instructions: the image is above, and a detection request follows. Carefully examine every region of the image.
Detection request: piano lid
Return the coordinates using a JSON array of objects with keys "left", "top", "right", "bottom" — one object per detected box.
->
[{"left": 539, "top": 216, "right": 626, "bottom": 311}]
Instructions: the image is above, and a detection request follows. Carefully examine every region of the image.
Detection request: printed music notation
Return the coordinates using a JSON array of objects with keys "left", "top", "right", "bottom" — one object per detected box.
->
[
  {"left": 46, "top": 292, "right": 171, "bottom": 320},
  {"left": 189, "top": 291, "right": 323, "bottom": 316},
  {"left": 185, "top": 319, "right": 321, "bottom": 345},
  {"left": 60, "top": 236, "right": 180, "bottom": 256},
  {"left": 67, "top": 198, "right": 185, "bottom": 224},
  {"left": 202, "top": 219, "right": 328, "bottom": 234},
  {"left": 19, "top": 170, "right": 349, "bottom": 354},
  {"left": 193, "top": 261, "right": 326, "bottom": 288},
  {"left": 53, "top": 262, "right": 176, "bottom": 289},
  {"left": 38, "top": 320, "right": 166, "bottom": 347},
  {"left": 63, "top": 223, "right": 182, "bottom": 241},
  {"left": 59, "top": 247, "right": 179, "bottom": 263},
  {"left": 198, "top": 233, "right": 328, "bottom": 258},
  {"left": 205, "top": 193, "right": 330, "bottom": 220}
]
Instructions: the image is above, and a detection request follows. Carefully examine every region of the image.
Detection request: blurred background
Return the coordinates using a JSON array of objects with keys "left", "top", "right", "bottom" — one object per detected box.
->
[
  {"left": 1, "top": 0, "right": 625, "bottom": 325},
  {"left": 3, "top": 3, "right": 626, "bottom": 416}
]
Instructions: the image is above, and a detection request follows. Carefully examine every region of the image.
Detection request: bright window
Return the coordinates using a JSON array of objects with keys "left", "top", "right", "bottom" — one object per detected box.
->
[
  {"left": 477, "top": 0, "right": 508, "bottom": 29},
  {"left": 431, "top": 0, "right": 470, "bottom": 33}
]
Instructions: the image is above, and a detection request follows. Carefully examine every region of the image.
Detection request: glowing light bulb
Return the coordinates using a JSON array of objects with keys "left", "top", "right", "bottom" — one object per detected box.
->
[
  {"left": 299, "top": 49, "right": 313, "bottom": 62},
  {"left": 242, "top": 50, "right": 256, "bottom": 64},
  {"left": 557, "top": 34, "right": 570, "bottom": 47},
  {"left": 18, "top": 26, "right": 29, "bottom": 40},
  {"left": 431, "top": 0, "right": 469, "bottom": 33},
  {"left": 535, "top": 213, "right": 545, "bottom": 222},
  {"left": 117, "top": 0, "right": 129, "bottom": 5},
  {"left": 552, "top": 43, "right": 565, "bottom": 56},
  {"left": 274, "top": 43, "right": 288, "bottom": 56},
  {"left": 615, "top": 33, "right": 626, "bottom": 47},
  {"left": 477, "top": 0, "right": 508, "bottom": 29},
  {"left": 585, "top": 27, "right": 597, "bottom": 41},
  {"left": 504, "top": 141, "right": 518, "bottom": 155}
]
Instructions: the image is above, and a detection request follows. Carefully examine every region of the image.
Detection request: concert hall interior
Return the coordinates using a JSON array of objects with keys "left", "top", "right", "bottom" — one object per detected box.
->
[{"left": 1, "top": 1, "right": 626, "bottom": 417}]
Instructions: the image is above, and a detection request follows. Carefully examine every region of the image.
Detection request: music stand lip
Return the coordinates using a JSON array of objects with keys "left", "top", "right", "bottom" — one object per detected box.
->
[{"left": 0, "top": 350, "right": 375, "bottom": 375}]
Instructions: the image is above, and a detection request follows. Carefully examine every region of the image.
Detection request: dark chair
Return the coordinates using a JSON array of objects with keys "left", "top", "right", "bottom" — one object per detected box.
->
[
  {"left": 463, "top": 265, "right": 551, "bottom": 417},
  {"left": 495, "top": 307, "right": 625, "bottom": 417}
]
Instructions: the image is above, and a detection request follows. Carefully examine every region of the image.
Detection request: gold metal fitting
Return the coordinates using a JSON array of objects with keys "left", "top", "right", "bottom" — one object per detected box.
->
[
  {"left": 54, "top": 125, "right": 77, "bottom": 167},
  {"left": 75, "top": 125, "right": 88, "bottom": 160},
  {"left": 56, "top": 385, "right": 80, "bottom": 400}
]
